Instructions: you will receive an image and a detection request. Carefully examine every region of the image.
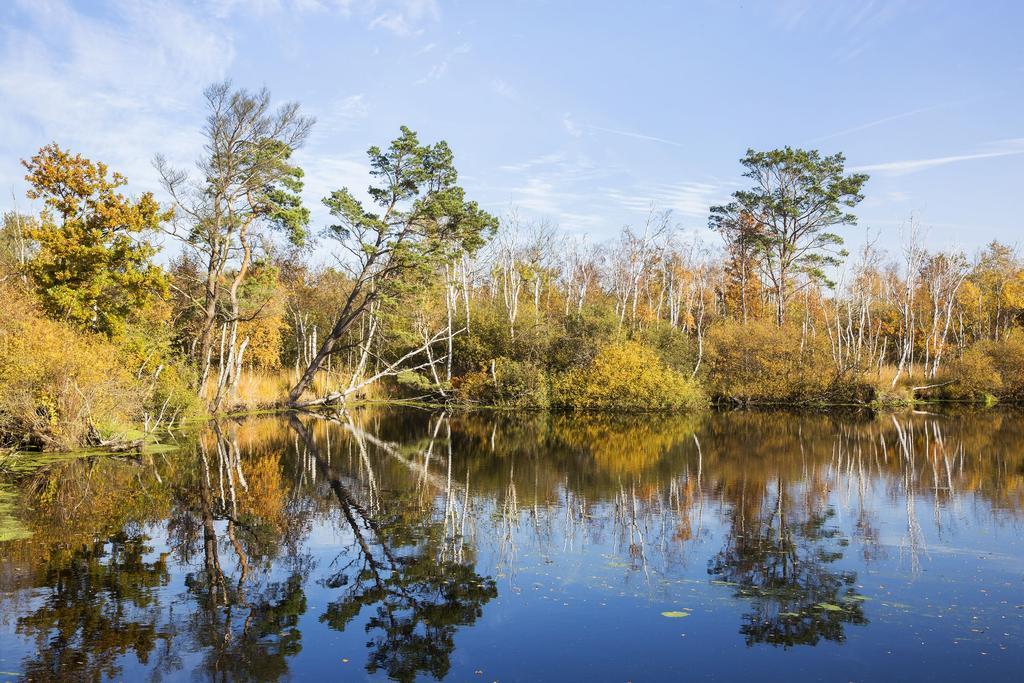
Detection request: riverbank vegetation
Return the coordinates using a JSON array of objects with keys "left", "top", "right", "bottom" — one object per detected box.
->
[{"left": 4, "top": 81, "right": 1024, "bottom": 450}]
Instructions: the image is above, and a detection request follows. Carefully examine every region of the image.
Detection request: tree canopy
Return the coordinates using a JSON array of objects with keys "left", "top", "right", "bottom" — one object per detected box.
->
[
  {"left": 710, "top": 147, "right": 868, "bottom": 325},
  {"left": 288, "top": 126, "right": 497, "bottom": 404},
  {"left": 21, "top": 144, "right": 168, "bottom": 336}
]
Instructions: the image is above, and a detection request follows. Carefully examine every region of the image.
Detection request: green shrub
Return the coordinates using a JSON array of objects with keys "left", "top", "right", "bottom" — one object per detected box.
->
[
  {"left": 546, "top": 306, "right": 618, "bottom": 373},
  {"left": 635, "top": 320, "right": 698, "bottom": 374},
  {"left": 0, "top": 283, "right": 205, "bottom": 448},
  {"left": 117, "top": 313, "right": 204, "bottom": 424},
  {"left": 456, "top": 357, "right": 549, "bottom": 409},
  {"left": 394, "top": 370, "right": 442, "bottom": 397}
]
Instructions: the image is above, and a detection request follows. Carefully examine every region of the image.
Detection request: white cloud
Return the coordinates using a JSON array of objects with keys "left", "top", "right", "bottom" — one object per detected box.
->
[
  {"left": 508, "top": 177, "right": 574, "bottom": 215},
  {"left": 498, "top": 153, "right": 565, "bottom": 173},
  {"left": 205, "top": 0, "right": 356, "bottom": 19},
  {"left": 295, "top": 154, "right": 373, "bottom": 230},
  {"left": 205, "top": 0, "right": 435, "bottom": 35},
  {"left": 772, "top": 1, "right": 911, "bottom": 64},
  {"left": 559, "top": 113, "right": 684, "bottom": 147}
]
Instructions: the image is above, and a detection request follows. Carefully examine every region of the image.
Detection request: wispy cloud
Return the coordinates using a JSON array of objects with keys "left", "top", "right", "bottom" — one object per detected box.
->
[
  {"left": 490, "top": 78, "right": 517, "bottom": 99},
  {"left": 774, "top": 0, "right": 908, "bottom": 34},
  {"left": 0, "top": 0, "right": 234, "bottom": 195},
  {"left": 207, "top": 0, "right": 438, "bottom": 35},
  {"left": 497, "top": 153, "right": 565, "bottom": 173},
  {"left": 806, "top": 101, "right": 958, "bottom": 144},
  {"left": 562, "top": 113, "right": 583, "bottom": 138},
  {"left": 500, "top": 177, "right": 604, "bottom": 231},
  {"left": 314, "top": 93, "right": 369, "bottom": 136},
  {"left": 369, "top": 0, "right": 440, "bottom": 37},
  {"left": 853, "top": 139, "right": 1024, "bottom": 175},
  {"left": 206, "top": 0, "right": 356, "bottom": 18},
  {"left": 607, "top": 181, "right": 724, "bottom": 219},
  {"left": 581, "top": 123, "right": 685, "bottom": 148},
  {"left": 560, "top": 114, "right": 684, "bottom": 148},
  {"left": 773, "top": 0, "right": 912, "bottom": 64},
  {"left": 296, "top": 154, "right": 372, "bottom": 220},
  {"left": 416, "top": 42, "right": 470, "bottom": 83}
]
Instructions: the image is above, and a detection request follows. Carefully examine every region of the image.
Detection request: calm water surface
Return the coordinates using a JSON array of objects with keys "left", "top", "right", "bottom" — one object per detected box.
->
[{"left": 1, "top": 409, "right": 1023, "bottom": 681}]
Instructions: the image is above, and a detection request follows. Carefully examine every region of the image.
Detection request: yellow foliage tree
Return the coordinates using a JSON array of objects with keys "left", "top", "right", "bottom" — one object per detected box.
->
[{"left": 22, "top": 144, "right": 169, "bottom": 336}]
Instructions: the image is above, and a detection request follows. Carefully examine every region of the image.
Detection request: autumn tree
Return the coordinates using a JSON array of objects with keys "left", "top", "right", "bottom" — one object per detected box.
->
[
  {"left": 287, "top": 126, "right": 497, "bottom": 405},
  {"left": 970, "top": 241, "right": 1024, "bottom": 340},
  {"left": 710, "top": 210, "right": 763, "bottom": 323},
  {"left": 20, "top": 144, "right": 169, "bottom": 335},
  {"left": 1, "top": 211, "right": 35, "bottom": 280},
  {"left": 710, "top": 148, "right": 868, "bottom": 325},
  {"left": 157, "top": 82, "right": 312, "bottom": 408}
]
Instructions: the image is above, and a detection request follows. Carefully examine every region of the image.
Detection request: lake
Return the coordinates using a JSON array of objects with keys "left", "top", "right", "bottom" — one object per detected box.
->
[{"left": 1, "top": 408, "right": 1023, "bottom": 681}]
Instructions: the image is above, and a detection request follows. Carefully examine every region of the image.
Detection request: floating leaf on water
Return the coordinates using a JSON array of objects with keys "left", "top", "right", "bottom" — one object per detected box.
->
[
  {"left": 661, "top": 611, "right": 691, "bottom": 618},
  {"left": 816, "top": 603, "right": 844, "bottom": 612}
]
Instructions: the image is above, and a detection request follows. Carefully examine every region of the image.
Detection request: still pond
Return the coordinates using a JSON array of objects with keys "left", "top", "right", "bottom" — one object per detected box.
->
[{"left": 1, "top": 409, "right": 1023, "bottom": 681}]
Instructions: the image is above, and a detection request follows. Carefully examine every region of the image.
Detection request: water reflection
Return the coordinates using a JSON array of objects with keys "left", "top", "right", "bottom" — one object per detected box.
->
[
  {"left": 292, "top": 415, "right": 497, "bottom": 682},
  {"left": 2, "top": 408, "right": 1023, "bottom": 680}
]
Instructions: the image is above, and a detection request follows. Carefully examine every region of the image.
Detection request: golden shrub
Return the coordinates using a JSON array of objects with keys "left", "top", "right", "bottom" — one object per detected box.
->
[
  {"left": 552, "top": 340, "right": 704, "bottom": 412},
  {"left": 705, "top": 319, "right": 841, "bottom": 403},
  {"left": 0, "top": 283, "right": 143, "bottom": 448},
  {"left": 955, "top": 330, "right": 1024, "bottom": 400},
  {"left": 944, "top": 346, "right": 1002, "bottom": 399}
]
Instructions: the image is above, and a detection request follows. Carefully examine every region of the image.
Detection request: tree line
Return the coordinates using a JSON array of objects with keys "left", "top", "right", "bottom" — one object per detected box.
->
[{"left": 3, "top": 80, "right": 1024, "bottom": 449}]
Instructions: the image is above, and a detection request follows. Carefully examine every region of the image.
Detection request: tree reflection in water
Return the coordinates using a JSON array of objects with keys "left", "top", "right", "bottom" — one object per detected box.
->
[
  {"left": 178, "top": 420, "right": 313, "bottom": 681},
  {"left": 2, "top": 409, "right": 1024, "bottom": 679},
  {"left": 14, "top": 534, "right": 171, "bottom": 681},
  {"left": 291, "top": 415, "right": 497, "bottom": 682},
  {"left": 708, "top": 481, "right": 867, "bottom": 647}
]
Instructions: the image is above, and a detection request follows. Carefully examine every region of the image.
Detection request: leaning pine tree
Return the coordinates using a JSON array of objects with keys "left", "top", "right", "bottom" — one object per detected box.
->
[{"left": 287, "top": 126, "right": 497, "bottom": 406}]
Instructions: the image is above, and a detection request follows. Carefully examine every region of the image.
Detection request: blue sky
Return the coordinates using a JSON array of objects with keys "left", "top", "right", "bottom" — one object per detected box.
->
[{"left": 1, "top": 0, "right": 1022, "bottom": 256}]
